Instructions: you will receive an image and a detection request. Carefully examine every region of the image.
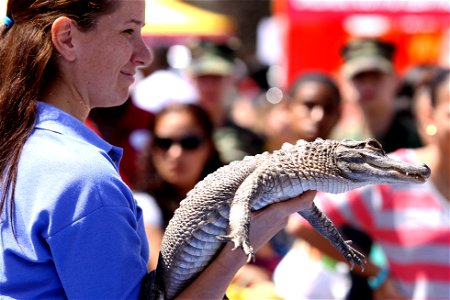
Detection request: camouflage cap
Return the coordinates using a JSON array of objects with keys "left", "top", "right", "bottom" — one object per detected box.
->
[
  {"left": 188, "top": 40, "right": 237, "bottom": 77},
  {"left": 189, "top": 53, "right": 234, "bottom": 76},
  {"left": 341, "top": 38, "right": 396, "bottom": 78}
]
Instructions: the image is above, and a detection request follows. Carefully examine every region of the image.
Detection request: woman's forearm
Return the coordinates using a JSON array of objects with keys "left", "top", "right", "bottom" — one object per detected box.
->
[
  {"left": 174, "top": 242, "right": 246, "bottom": 299},
  {"left": 175, "top": 190, "right": 316, "bottom": 299}
]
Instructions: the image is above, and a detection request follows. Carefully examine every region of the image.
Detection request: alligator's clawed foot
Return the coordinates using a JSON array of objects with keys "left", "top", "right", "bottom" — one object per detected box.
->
[
  {"left": 217, "top": 234, "right": 255, "bottom": 262},
  {"left": 344, "top": 240, "right": 366, "bottom": 271}
]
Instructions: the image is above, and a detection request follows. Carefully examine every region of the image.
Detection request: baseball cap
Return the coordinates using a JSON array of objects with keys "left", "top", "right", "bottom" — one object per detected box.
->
[
  {"left": 341, "top": 38, "right": 396, "bottom": 78},
  {"left": 188, "top": 40, "right": 237, "bottom": 77}
]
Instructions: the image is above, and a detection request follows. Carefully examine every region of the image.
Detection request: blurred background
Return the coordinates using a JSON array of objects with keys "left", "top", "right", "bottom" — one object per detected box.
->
[
  {"left": 3, "top": 0, "right": 446, "bottom": 202},
  {"left": 2, "top": 0, "right": 447, "bottom": 88},
  {"left": 2, "top": 1, "right": 448, "bottom": 299},
  {"left": 140, "top": 0, "right": 449, "bottom": 87}
]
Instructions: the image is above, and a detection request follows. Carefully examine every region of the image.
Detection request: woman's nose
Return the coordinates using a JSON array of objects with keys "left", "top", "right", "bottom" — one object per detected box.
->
[
  {"left": 134, "top": 36, "right": 153, "bottom": 67},
  {"left": 167, "top": 143, "right": 183, "bottom": 158}
]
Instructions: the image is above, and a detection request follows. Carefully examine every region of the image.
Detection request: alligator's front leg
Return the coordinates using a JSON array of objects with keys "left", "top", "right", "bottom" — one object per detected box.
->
[
  {"left": 298, "top": 202, "right": 366, "bottom": 270},
  {"left": 216, "top": 199, "right": 254, "bottom": 262}
]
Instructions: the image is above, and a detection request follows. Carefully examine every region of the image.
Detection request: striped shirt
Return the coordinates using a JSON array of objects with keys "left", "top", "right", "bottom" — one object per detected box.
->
[{"left": 310, "top": 149, "right": 450, "bottom": 299}]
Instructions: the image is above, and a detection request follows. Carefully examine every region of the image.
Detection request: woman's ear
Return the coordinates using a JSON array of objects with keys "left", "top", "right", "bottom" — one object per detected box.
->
[{"left": 51, "top": 17, "right": 77, "bottom": 62}]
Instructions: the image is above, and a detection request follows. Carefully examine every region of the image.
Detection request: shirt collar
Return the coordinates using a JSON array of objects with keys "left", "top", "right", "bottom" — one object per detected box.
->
[{"left": 35, "top": 102, "right": 123, "bottom": 163}]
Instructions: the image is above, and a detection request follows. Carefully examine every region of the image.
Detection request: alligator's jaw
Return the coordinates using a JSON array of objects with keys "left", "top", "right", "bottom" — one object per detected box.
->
[{"left": 365, "top": 157, "right": 431, "bottom": 184}]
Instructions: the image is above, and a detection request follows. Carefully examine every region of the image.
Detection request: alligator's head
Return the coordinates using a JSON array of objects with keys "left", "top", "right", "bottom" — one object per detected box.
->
[
  {"left": 286, "top": 138, "right": 430, "bottom": 193},
  {"left": 333, "top": 138, "right": 430, "bottom": 188}
]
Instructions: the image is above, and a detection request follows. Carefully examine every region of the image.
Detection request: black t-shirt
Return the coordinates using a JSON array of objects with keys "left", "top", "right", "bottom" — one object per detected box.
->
[{"left": 375, "top": 110, "right": 423, "bottom": 153}]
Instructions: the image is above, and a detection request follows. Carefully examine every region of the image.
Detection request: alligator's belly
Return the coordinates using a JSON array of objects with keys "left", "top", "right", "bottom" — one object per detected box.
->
[{"left": 161, "top": 209, "right": 230, "bottom": 299}]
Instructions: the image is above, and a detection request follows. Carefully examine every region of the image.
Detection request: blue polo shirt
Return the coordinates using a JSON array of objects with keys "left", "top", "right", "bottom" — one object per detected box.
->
[{"left": 0, "top": 102, "right": 149, "bottom": 299}]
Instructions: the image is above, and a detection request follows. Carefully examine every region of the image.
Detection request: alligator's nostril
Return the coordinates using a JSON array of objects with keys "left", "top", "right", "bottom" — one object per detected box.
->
[{"left": 422, "top": 164, "right": 431, "bottom": 177}]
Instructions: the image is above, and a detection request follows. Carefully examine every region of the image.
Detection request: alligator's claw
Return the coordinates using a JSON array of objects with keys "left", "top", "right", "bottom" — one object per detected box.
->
[
  {"left": 217, "top": 234, "right": 255, "bottom": 262},
  {"left": 344, "top": 240, "right": 366, "bottom": 271}
]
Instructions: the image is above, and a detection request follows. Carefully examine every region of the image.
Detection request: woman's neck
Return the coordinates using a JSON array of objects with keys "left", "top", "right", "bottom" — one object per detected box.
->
[
  {"left": 43, "top": 77, "right": 90, "bottom": 121},
  {"left": 178, "top": 184, "right": 196, "bottom": 198}
]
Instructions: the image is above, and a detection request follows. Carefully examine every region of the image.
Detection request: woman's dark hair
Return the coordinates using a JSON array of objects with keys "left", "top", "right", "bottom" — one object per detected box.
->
[
  {"left": 397, "top": 64, "right": 443, "bottom": 99},
  {"left": 429, "top": 68, "right": 450, "bottom": 107},
  {"left": 288, "top": 72, "right": 341, "bottom": 103},
  {"left": 135, "top": 103, "right": 223, "bottom": 227},
  {"left": 0, "top": 0, "right": 119, "bottom": 231}
]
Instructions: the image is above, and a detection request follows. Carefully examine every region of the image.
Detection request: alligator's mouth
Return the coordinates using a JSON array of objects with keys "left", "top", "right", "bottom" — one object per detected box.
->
[
  {"left": 392, "top": 166, "right": 430, "bottom": 182},
  {"left": 367, "top": 161, "right": 431, "bottom": 183}
]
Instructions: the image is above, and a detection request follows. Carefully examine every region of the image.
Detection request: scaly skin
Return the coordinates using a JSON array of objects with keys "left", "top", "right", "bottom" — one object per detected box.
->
[{"left": 146, "top": 138, "right": 430, "bottom": 299}]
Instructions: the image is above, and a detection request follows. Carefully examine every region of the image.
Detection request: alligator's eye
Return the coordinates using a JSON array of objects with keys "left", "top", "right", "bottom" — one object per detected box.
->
[{"left": 366, "top": 139, "right": 383, "bottom": 151}]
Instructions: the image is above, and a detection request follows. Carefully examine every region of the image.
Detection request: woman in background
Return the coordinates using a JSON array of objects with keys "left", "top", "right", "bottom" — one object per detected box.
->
[{"left": 134, "top": 103, "right": 223, "bottom": 270}]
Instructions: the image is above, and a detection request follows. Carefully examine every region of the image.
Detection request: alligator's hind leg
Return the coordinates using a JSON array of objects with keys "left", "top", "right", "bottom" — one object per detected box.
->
[
  {"left": 298, "top": 202, "right": 366, "bottom": 270},
  {"left": 216, "top": 173, "right": 264, "bottom": 263}
]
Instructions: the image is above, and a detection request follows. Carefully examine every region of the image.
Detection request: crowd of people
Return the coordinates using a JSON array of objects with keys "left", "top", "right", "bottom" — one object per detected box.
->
[{"left": 1, "top": 0, "right": 449, "bottom": 299}]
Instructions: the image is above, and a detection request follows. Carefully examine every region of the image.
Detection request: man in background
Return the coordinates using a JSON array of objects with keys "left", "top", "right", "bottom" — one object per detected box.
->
[
  {"left": 340, "top": 38, "right": 422, "bottom": 153},
  {"left": 333, "top": 37, "right": 422, "bottom": 300},
  {"left": 187, "top": 40, "right": 265, "bottom": 163}
]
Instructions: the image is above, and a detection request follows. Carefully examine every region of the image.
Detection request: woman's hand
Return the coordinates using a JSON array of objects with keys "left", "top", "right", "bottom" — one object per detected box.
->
[
  {"left": 175, "top": 190, "right": 317, "bottom": 299},
  {"left": 247, "top": 190, "right": 316, "bottom": 252}
]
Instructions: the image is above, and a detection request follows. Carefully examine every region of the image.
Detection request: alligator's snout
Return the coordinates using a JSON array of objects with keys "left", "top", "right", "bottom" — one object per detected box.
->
[
  {"left": 408, "top": 163, "right": 431, "bottom": 182},
  {"left": 376, "top": 161, "right": 431, "bottom": 184}
]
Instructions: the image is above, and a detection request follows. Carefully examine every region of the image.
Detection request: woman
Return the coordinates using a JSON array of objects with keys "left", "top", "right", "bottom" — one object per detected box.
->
[
  {"left": 134, "top": 103, "right": 223, "bottom": 270},
  {"left": 285, "top": 68, "right": 450, "bottom": 299},
  {"left": 0, "top": 1, "right": 315, "bottom": 298}
]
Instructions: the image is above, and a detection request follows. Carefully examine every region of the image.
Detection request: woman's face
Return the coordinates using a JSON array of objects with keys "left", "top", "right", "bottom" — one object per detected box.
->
[
  {"left": 74, "top": 0, "right": 151, "bottom": 109},
  {"left": 433, "top": 77, "right": 450, "bottom": 159},
  {"left": 152, "top": 110, "right": 212, "bottom": 192}
]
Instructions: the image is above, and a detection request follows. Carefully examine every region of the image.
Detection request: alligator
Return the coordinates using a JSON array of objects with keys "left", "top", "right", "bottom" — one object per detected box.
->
[{"left": 141, "top": 138, "right": 430, "bottom": 299}]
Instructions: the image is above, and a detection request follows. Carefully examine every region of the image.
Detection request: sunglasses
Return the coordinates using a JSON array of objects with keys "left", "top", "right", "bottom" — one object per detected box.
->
[{"left": 153, "top": 134, "right": 205, "bottom": 151}]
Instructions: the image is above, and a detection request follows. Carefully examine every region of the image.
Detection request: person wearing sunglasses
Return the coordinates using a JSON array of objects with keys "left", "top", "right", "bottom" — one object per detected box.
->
[
  {"left": 152, "top": 134, "right": 206, "bottom": 153},
  {"left": 134, "top": 103, "right": 224, "bottom": 270}
]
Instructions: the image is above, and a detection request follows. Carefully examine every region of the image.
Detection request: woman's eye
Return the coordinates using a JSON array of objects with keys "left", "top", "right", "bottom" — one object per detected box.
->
[{"left": 124, "top": 29, "right": 134, "bottom": 35}]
